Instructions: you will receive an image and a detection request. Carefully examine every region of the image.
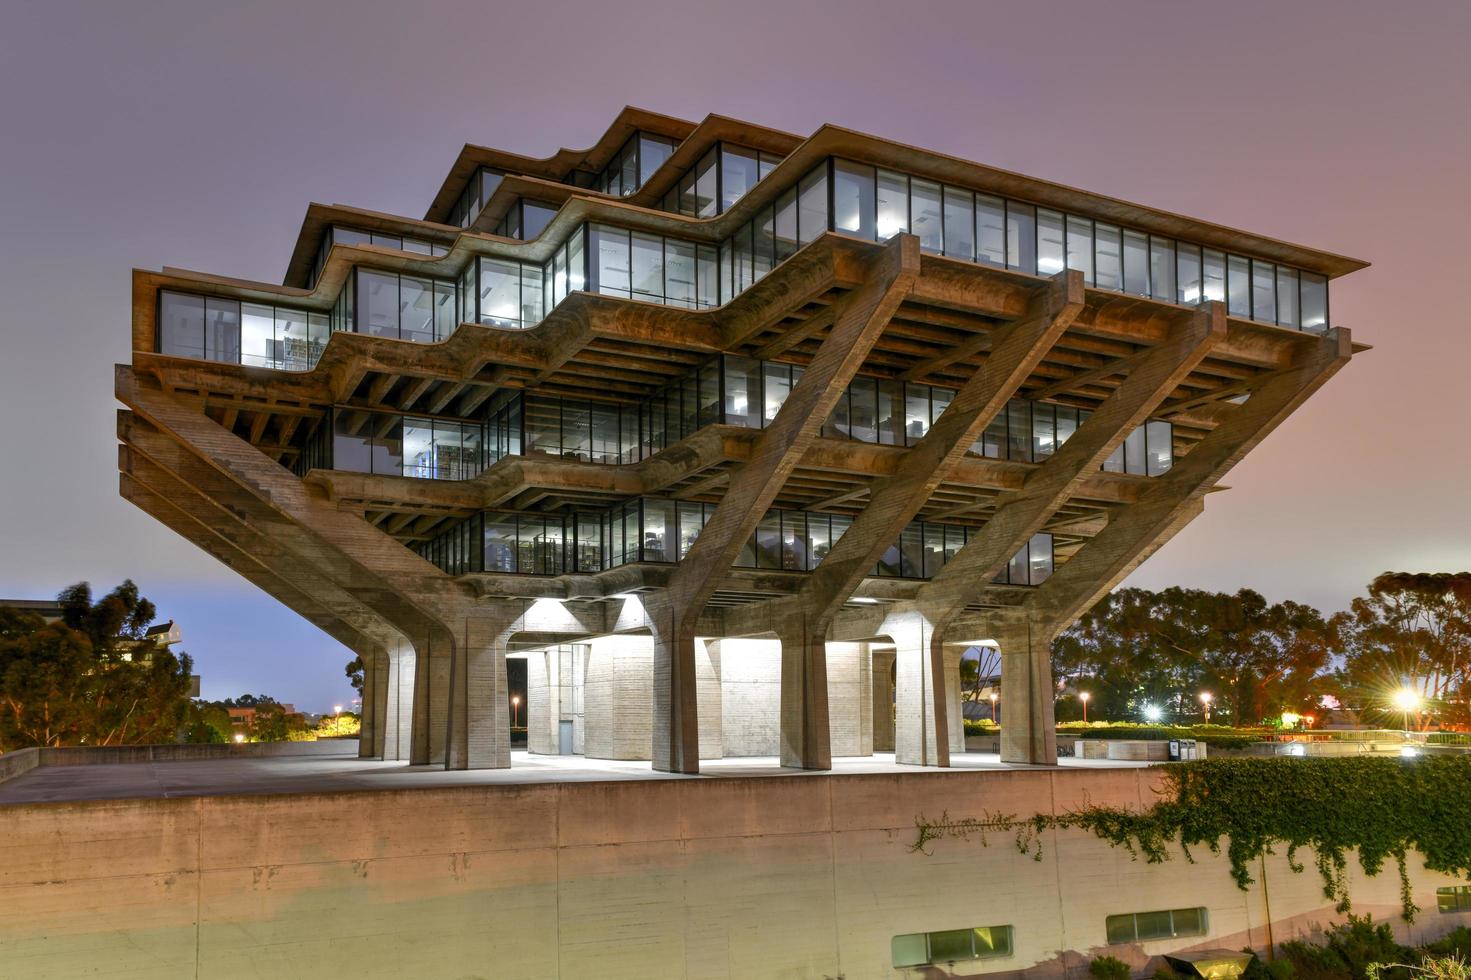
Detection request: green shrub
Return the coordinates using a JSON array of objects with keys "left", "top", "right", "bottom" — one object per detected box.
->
[
  {"left": 1054, "top": 721, "right": 1264, "bottom": 750},
  {"left": 1152, "top": 967, "right": 1178, "bottom": 980},
  {"left": 963, "top": 719, "right": 998, "bottom": 736},
  {"left": 1243, "top": 950, "right": 1297, "bottom": 980},
  {"left": 1280, "top": 916, "right": 1413, "bottom": 980},
  {"left": 1425, "top": 929, "right": 1471, "bottom": 959},
  {"left": 1091, "top": 955, "right": 1133, "bottom": 980}
]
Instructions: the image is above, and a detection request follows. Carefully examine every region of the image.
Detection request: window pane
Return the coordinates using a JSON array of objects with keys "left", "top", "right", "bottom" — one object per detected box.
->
[
  {"left": 204, "top": 297, "right": 241, "bottom": 363},
  {"left": 566, "top": 227, "right": 585, "bottom": 293},
  {"left": 1145, "top": 420, "right": 1173, "bottom": 476},
  {"left": 696, "top": 245, "right": 719, "bottom": 307},
  {"left": 1150, "top": 238, "right": 1177, "bottom": 302},
  {"left": 909, "top": 178, "right": 942, "bottom": 253},
  {"left": 159, "top": 291, "right": 206, "bottom": 359},
  {"left": 520, "top": 264, "right": 544, "bottom": 327},
  {"left": 781, "top": 512, "right": 807, "bottom": 570},
  {"left": 402, "top": 419, "right": 434, "bottom": 479},
  {"left": 927, "top": 929, "right": 974, "bottom": 963},
  {"left": 1007, "top": 203, "right": 1036, "bottom": 274},
  {"left": 1171, "top": 907, "right": 1206, "bottom": 937},
  {"left": 371, "top": 415, "right": 403, "bottom": 476},
  {"left": 755, "top": 205, "right": 775, "bottom": 279},
  {"left": 876, "top": 170, "right": 908, "bottom": 239},
  {"left": 1008, "top": 541, "right": 1029, "bottom": 585},
  {"left": 943, "top": 186, "right": 975, "bottom": 260},
  {"left": 359, "top": 271, "right": 399, "bottom": 338},
  {"left": 332, "top": 410, "right": 373, "bottom": 473},
  {"left": 1123, "top": 230, "right": 1150, "bottom": 296},
  {"left": 1301, "top": 273, "right": 1328, "bottom": 333},
  {"left": 1202, "top": 249, "right": 1226, "bottom": 304},
  {"left": 484, "top": 516, "right": 518, "bottom": 573},
  {"left": 774, "top": 187, "right": 798, "bottom": 260},
  {"left": 665, "top": 240, "right": 696, "bottom": 309},
  {"left": 1178, "top": 243, "right": 1202, "bottom": 305},
  {"left": 400, "top": 276, "right": 435, "bottom": 344},
  {"left": 1066, "top": 215, "right": 1093, "bottom": 283},
  {"left": 905, "top": 384, "right": 930, "bottom": 444},
  {"left": 1251, "top": 260, "right": 1276, "bottom": 323},
  {"left": 724, "top": 356, "right": 762, "bottom": 428},
  {"left": 976, "top": 195, "right": 1005, "bottom": 267},
  {"left": 832, "top": 160, "right": 876, "bottom": 240},
  {"left": 1135, "top": 910, "right": 1173, "bottom": 941},
  {"left": 589, "top": 225, "right": 630, "bottom": 299},
  {"left": 240, "top": 303, "right": 275, "bottom": 368},
  {"left": 1227, "top": 255, "right": 1251, "bottom": 317},
  {"left": 797, "top": 165, "right": 829, "bottom": 245},
  {"left": 631, "top": 232, "right": 664, "bottom": 299},
  {"left": 756, "top": 512, "right": 781, "bottom": 569},
  {"left": 694, "top": 148, "right": 718, "bottom": 218},
  {"left": 480, "top": 258, "right": 522, "bottom": 326},
  {"left": 522, "top": 201, "right": 556, "bottom": 240},
  {"left": 891, "top": 934, "right": 928, "bottom": 969},
  {"left": 763, "top": 363, "right": 791, "bottom": 424},
  {"left": 1095, "top": 223, "right": 1122, "bottom": 290},
  {"left": 1029, "top": 532, "right": 1053, "bottom": 585},
  {"left": 1124, "top": 424, "right": 1147, "bottom": 474},
  {"left": 1276, "top": 267, "right": 1300, "bottom": 328},
  {"left": 849, "top": 377, "right": 877, "bottom": 443},
  {"left": 974, "top": 926, "right": 1012, "bottom": 958},
  {"left": 1032, "top": 402, "right": 1056, "bottom": 460},
  {"left": 1105, "top": 914, "right": 1137, "bottom": 945},
  {"left": 642, "top": 498, "right": 676, "bottom": 563},
  {"left": 1037, "top": 209, "right": 1065, "bottom": 276},
  {"left": 721, "top": 146, "right": 760, "bottom": 212},
  {"left": 1007, "top": 400, "right": 1032, "bottom": 461},
  {"left": 639, "top": 135, "right": 674, "bottom": 186}
]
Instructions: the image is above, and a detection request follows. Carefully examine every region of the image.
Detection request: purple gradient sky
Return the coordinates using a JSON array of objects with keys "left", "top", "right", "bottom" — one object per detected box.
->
[{"left": 1, "top": 0, "right": 1466, "bottom": 713}]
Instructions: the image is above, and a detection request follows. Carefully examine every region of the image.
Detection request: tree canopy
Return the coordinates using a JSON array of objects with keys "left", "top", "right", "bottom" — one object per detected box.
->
[{"left": 0, "top": 581, "right": 194, "bottom": 752}]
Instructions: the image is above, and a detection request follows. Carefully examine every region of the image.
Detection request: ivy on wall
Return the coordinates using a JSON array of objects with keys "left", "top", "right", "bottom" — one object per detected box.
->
[{"left": 912, "top": 757, "right": 1471, "bottom": 922}]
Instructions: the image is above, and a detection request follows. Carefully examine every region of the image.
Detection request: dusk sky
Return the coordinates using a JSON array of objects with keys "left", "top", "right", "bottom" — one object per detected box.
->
[{"left": 1, "top": 0, "right": 1466, "bottom": 713}]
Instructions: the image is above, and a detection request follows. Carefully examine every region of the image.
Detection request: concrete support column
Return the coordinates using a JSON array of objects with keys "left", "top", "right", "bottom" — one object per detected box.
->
[
  {"left": 357, "top": 645, "right": 379, "bottom": 759},
  {"left": 410, "top": 631, "right": 452, "bottom": 766},
  {"left": 777, "top": 617, "right": 832, "bottom": 770},
  {"left": 584, "top": 635, "right": 653, "bottom": 761},
  {"left": 997, "top": 619, "right": 1058, "bottom": 765},
  {"left": 944, "top": 645, "right": 965, "bottom": 755},
  {"left": 445, "top": 621, "right": 511, "bottom": 771},
  {"left": 872, "top": 645, "right": 896, "bottom": 753},
  {"left": 381, "top": 640, "right": 413, "bottom": 761},
  {"left": 887, "top": 610, "right": 950, "bottom": 767},
  {"left": 650, "top": 603, "right": 701, "bottom": 773}
]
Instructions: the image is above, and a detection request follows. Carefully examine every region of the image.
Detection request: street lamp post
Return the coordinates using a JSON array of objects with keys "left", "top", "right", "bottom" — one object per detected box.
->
[
  {"left": 1392, "top": 688, "right": 1420, "bottom": 736},
  {"left": 333, "top": 704, "right": 343, "bottom": 737},
  {"left": 989, "top": 691, "right": 998, "bottom": 725},
  {"left": 1199, "top": 691, "right": 1213, "bottom": 725},
  {"left": 511, "top": 695, "right": 521, "bottom": 729},
  {"left": 1079, "top": 691, "right": 1090, "bottom": 724}
]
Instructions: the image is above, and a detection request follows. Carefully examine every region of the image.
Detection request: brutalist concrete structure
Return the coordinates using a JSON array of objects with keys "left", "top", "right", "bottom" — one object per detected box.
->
[{"left": 116, "top": 107, "right": 1365, "bottom": 773}]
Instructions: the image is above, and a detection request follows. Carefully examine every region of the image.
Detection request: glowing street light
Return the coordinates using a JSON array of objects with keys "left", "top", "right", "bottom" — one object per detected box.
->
[
  {"left": 989, "top": 691, "right": 999, "bottom": 725},
  {"left": 232, "top": 732, "right": 246, "bottom": 744},
  {"left": 1199, "top": 691, "right": 1213, "bottom": 725},
  {"left": 1392, "top": 688, "right": 1420, "bottom": 735},
  {"left": 333, "top": 704, "right": 344, "bottom": 737},
  {"left": 1079, "top": 691, "right": 1091, "bottom": 724},
  {"left": 1143, "top": 704, "right": 1162, "bottom": 723},
  {"left": 511, "top": 694, "right": 521, "bottom": 729}
]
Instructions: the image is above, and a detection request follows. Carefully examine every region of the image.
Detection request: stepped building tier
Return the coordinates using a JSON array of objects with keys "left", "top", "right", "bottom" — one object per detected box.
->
[{"left": 117, "top": 107, "right": 1366, "bottom": 772}]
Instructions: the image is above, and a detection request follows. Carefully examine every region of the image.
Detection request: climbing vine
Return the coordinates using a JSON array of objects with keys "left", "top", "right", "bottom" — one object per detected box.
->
[{"left": 911, "top": 757, "right": 1471, "bottom": 922}]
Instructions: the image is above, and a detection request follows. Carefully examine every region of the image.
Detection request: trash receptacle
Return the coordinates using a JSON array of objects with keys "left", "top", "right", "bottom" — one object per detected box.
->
[{"left": 1169, "top": 739, "right": 1181, "bottom": 760}]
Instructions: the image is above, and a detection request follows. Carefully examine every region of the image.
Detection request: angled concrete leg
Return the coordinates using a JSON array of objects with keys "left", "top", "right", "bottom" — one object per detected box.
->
[
  {"left": 997, "top": 619, "right": 1058, "bottom": 765},
  {"left": 411, "top": 630, "right": 454, "bottom": 766},
  {"left": 887, "top": 610, "right": 950, "bottom": 767},
  {"left": 651, "top": 604, "right": 701, "bottom": 774},
  {"left": 357, "top": 643, "right": 386, "bottom": 759}
]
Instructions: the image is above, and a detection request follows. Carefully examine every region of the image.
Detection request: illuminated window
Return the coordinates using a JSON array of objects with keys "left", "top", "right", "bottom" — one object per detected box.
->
[
  {"left": 1105, "top": 907, "right": 1207, "bottom": 944},
  {"left": 1438, "top": 887, "right": 1471, "bottom": 913},
  {"left": 892, "top": 925, "right": 1013, "bottom": 969}
]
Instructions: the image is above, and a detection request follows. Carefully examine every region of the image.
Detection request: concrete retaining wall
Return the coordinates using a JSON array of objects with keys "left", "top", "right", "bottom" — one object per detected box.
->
[
  {"left": 0, "top": 747, "right": 40, "bottom": 785},
  {"left": 1, "top": 766, "right": 1466, "bottom": 979},
  {"left": 0, "top": 740, "right": 357, "bottom": 786}
]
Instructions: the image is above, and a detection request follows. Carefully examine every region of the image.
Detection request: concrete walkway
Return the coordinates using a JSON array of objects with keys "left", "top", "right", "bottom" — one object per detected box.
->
[{"left": 0, "top": 749, "right": 1147, "bottom": 805}]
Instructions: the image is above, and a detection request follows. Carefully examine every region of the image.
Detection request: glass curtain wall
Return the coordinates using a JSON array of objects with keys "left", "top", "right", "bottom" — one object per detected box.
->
[
  {"left": 309, "top": 226, "right": 451, "bottom": 289},
  {"left": 596, "top": 132, "right": 677, "bottom": 197},
  {"left": 659, "top": 143, "right": 783, "bottom": 217},
  {"left": 817, "top": 156, "right": 1329, "bottom": 332},
  {"left": 493, "top": 200, "right": 559, "bottom": 240},
  {"left": 158, "top": 291, "right": 330, "bottom": 372},
  {"left": 588, "top": 224, "right": 720, "bottom": 309},
  {"left": 447, "top": 167, "right": 505, "bottom": 228},
  {"left": 415, "top": 497, "right": 1056, "bottom": 586},
  {"left": 328, "top": 408, "right": 488, "bottom": 481},
  {"left": 330, "top": 268, "right": 460, "bottom": 343}
]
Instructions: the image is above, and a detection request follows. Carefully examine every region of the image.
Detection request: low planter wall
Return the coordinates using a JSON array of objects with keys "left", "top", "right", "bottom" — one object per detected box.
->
[{"left": 0, "top": 739, "right": 359, "bottom": 785}]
